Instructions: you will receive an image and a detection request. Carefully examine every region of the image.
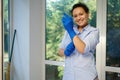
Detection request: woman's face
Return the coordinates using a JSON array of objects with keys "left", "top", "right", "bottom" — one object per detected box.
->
[{"left": 72, "top": 7, "right": 89, "bottom": 28}]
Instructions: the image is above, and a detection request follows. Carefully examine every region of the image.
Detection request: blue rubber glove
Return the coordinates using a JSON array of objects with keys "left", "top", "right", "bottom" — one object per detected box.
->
[
  {"left": 62, "top": 13, "right": 76, "bottom": 39},
  {"left": 64, "top": 42, "right": 75, "bottom": 56}
]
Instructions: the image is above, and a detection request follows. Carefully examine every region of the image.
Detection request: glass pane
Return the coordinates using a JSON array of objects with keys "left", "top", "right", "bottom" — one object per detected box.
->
[
  {"left": 3, "top": 0, "right": 10, "bottom": 80},
  {"left": 106, "top": 72, "right": 120, "bottom": 80},
  {"left": 45, "top": 0, "right": 96, "bottom": 61},
  {"left": 0, "top": 0, "right": 3, "bottom": 79},
  {"left": 46, "top": 64, "right": 64, "bottom": 80},
  {"left": 106, "top": 0, "right": 120, "bottom": 67}
]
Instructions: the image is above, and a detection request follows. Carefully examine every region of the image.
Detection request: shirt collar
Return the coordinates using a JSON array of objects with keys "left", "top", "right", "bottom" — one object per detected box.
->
[
  {"left": 74, "top": 24, "right": 90, "bottom": 35},
  {"left": 83, "top": 24, "right": 90, "bottom": 31}
]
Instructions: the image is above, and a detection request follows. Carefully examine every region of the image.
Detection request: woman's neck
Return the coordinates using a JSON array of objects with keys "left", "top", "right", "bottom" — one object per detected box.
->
[{"left": 78, "top": 23, "right": 88, "bottom": 32}]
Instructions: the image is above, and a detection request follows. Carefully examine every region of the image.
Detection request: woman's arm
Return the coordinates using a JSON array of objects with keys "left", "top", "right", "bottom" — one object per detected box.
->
[
  {"left": 58, "top": 48, "right": 65, "bottom": 57},
  {"left": 73, "top": 29, "right": 99, "bottom": 54},
  {"left": 73, "top": 35, "right": 86, "bottom": 54}
]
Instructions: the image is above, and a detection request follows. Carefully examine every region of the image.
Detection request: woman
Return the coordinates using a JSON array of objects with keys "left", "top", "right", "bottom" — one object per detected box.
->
[{"left": 59, "top": 2, "right": 99, "bottom": 80}]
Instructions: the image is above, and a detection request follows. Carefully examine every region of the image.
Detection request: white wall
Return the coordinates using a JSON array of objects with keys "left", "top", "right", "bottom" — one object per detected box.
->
[
  {"left": 10, "top": 0, "right": 45, "bottom": 80},
  {"left": 29, "top": 0, "right": 45, "bottom": 80}
]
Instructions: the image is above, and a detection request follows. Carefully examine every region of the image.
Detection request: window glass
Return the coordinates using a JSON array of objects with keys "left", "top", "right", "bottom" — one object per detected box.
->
[
  {"left": 0, "top": 0, "right": 3, "bottom": 79},
  {"left": 45, "top": 0, "right": 96, "bottom": 61},
  {"left": 3, "top": 0, "right": 10, "bottom": 79},
  {"left": 46, "top": 64, "right": 64, "bottom": 80},
  {"left": 106, "top": 72, "right": 120, "bottom": 80},
  {"left": 106, "top": 0, "right": 120, "bottom": 67}
]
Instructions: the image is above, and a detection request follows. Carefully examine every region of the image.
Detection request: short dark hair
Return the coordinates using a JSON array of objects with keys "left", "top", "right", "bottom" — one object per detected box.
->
[{"left": 70, "top": 2, "right": 89, "bottom": 16}]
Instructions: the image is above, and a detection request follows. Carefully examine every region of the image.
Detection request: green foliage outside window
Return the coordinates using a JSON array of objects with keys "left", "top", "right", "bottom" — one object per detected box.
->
[
  {"left": 106, "top": 0, "right": 120, "bottom": 67},
  {"left": 4, "top": 0, "right": 9, "bottom": 54}
]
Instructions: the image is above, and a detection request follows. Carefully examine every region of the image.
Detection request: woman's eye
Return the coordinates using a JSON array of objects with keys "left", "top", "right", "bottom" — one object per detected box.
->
[
  {"left": 73, "top": 15, "right": 77, "bottom": 18},
  {"left": 79, "top": 13, "right": 83, "bottom": 15}
]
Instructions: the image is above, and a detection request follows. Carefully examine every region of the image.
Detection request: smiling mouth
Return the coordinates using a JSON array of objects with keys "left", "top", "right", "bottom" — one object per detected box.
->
[{"left": 78, "top": 19, "right": 83, "bottom": 23}]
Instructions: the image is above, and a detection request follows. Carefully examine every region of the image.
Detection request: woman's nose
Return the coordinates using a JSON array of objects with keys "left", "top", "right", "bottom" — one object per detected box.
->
[{"left": 77, "top": 15, "right": 81, "bottom": 20}]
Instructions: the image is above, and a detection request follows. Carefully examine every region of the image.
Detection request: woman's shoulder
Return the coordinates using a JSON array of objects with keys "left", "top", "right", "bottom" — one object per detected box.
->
[{"left": 89, "top": 25, "right": 99, "bottom": 32}]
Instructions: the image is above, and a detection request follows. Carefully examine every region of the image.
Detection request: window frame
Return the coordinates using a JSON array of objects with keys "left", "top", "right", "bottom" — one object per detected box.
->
[
  {"left": 44, "top": 0, "right": 120, "bottom": 80},
  {"left": 96, "top": 0, "right": 120, "bottom": 80},
  {"left": 44, "top": 0, "right": 97, "bottom": 80}
]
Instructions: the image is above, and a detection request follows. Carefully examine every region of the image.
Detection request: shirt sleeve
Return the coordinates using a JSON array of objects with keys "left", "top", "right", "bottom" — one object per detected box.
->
[
  {"left": 83, "top": 28, "right": 99, "bottom": 54},
  {"left": 59, "top": 31, "right": 70, "bottom": 49}
]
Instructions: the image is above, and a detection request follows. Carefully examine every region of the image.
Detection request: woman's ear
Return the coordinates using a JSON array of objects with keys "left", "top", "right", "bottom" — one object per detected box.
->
[{"left": 88, "top": 13, "right": 91, "bottom": 20}]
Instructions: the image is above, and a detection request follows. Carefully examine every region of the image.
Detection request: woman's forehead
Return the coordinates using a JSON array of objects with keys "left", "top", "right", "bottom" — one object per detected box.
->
[{"left": 73, "top": 7, "right": 86, "bottom": 13}]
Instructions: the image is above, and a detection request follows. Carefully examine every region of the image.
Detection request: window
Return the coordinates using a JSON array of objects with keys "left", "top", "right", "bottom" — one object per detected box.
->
[
  {"left": 106, "top": 72, "right": 120, "bottom": 80},
  {"left": 45, "top": 0, "right": 96, "bottom": 79},
  {"left": 105, "top": 0, "right": 120, "bottom": 79},
  {"left": 3, "top": 0, "right": 10, "bottom": 80},
  {"left": 106, "top": 0, "right": 120, "bottom": 67}
]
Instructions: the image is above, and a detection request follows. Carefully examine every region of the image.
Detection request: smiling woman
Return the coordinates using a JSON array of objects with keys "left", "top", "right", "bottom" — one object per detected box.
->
[
  {"left": 59, "top": 2, "right": 99, "bottom": 80},
  {"left": 45, "top": 0, "right": 96, "bottom": 80}
]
